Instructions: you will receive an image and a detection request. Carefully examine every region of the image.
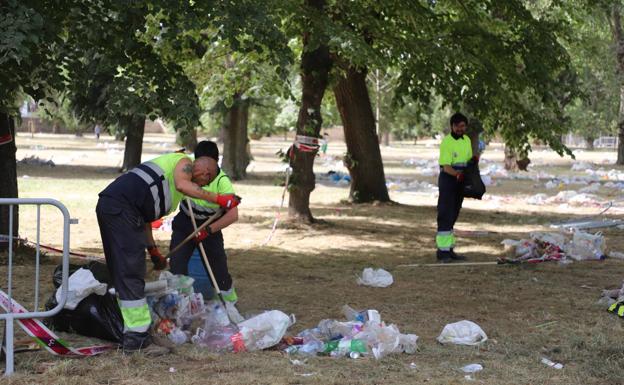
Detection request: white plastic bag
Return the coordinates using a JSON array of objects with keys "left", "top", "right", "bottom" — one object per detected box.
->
[
  {"left": 55, "top": 268, "right": 107, "bottom": 310},
  {"left": 357, "top": 268, "right": 393, "bottom": 287},
  {"left": 237, "top": 310, "right": 294, "bottom": 351},
  {"left": 437, "top": 320, "right": 488, "bottom": 346},
  {"left": 566, "top": 230, "right": 606, "bottom": 260}
]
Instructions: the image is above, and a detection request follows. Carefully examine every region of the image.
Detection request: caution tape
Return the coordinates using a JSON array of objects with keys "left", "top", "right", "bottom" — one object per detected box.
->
[
  {"left": 0, "top": 290, "right": 114, "bottom": 356},
  {"left": 0, "top": 234, "right": 104, "bottom": 260}
]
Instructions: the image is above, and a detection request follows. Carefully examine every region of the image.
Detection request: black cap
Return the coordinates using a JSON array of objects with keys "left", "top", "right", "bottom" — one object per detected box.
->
[{"left": 194, "top": 140, "right": 219, "bottom": 161}]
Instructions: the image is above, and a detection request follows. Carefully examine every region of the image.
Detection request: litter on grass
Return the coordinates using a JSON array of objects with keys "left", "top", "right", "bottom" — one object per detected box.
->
[
  {"left": 280, "top": 304, "right": 418, "bottom": 360},
  {"left": 437, "top": 320, "right": 487, "bottom": 346},
  {"left": 357, "top": 268, "right": 393, "bottom": 287},
  {"left": 500, "top": 230, "right": 609, "bottom": 264}
]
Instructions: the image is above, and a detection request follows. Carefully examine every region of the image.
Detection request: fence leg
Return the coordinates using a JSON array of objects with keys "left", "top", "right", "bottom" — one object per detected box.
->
[{"left": 3, "top": 318, "right": 13, "bottom": 375}]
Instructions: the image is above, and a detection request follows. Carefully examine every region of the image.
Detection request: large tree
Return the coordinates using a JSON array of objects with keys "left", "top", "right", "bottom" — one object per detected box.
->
[
  {"left": 610, "top": 3, "right": 624, "bottom": 163},
  {"left": 0, "top": 0, "right": 70, "bottom": 249}
]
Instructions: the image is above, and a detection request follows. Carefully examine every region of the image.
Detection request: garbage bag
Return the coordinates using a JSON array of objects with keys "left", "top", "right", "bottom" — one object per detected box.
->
[
  {"left": 237, "top": 310, "right": 294, "bottom": 351},
  {"left": 357, "top": 268, "right": 393, "bottom": 287},
  {"left": 52, "top": 261, "right": 110, "bottom": 289},
  {"left": 462, "top": 160, "right": 486, "bottom": 200},
  {"left": 437, "top": 320, "right": 488, "bottom": 346},
  {"left": 55, "top": 268, "right": 108, "bottom": 310},
  {"left": 45, "top": 292, "right": 123, "bottom": 343},
  {"left": 566, "top": 230, "right": 606, "bottom": 260}
]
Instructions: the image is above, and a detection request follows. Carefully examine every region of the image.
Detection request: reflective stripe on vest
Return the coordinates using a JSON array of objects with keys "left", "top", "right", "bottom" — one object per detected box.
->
[
  {"left": 180, "top": 199, "right": 218, "bottom": 220},
  {"left": 129, "top": 161, "right": 172, "bottom": 219},
  {"left": 119, "top": 298, "right": 151, "bottom": 333},
  {"left": 440, "top": 162, "right": 468, "bottom": 171}
]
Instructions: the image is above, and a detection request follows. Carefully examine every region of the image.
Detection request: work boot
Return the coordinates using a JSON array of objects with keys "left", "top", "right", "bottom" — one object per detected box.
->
[
  {"left": 122, "top": 332, "right": 171, "bottom": 357},
  {"left": 436, "top": 250, "right": 452, "bottom": 263},
  {"left": 450, "top": 248, "right": 467, "bottom": 261}
]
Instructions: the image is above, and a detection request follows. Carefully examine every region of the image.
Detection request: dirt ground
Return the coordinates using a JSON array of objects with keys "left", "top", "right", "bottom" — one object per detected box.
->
[{"left": 1, "top": 132, "right": 624, "bottom": 384}]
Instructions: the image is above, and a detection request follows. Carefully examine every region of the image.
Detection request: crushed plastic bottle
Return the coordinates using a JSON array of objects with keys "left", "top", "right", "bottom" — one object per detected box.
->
[
  {"left": 191, "top": 324, "right": 244, "bottom": 352},
  {"left": 341, "top": 305, "right": 380, "bottom": 324},
  {"left": 168, "top": 327, "right": 188, "bottom": 345},
  {"left": 331, "top": 339, "right": 367, "bottom": 357},
  {"left": 203, "top": 302, "right": 231, "bottom": 331}
]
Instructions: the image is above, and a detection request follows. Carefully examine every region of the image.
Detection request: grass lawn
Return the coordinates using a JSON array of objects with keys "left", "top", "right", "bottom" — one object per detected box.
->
[{"left": 1, "top": 132, "right": 624, "bottom": 384}]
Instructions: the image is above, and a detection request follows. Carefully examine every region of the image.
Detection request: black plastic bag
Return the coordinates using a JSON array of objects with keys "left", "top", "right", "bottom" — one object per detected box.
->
[
  {"left": 52, "top": 261, "right": 111, "bottom": 289},
  {"left": 46, "top": 293, "right": 123, "bottom": 343},
  {"left": 45, "top": 261, "right": 122, "bottom": 343},
  {"left": 462, "top": 160, "right": 486, "bottom": 199}
]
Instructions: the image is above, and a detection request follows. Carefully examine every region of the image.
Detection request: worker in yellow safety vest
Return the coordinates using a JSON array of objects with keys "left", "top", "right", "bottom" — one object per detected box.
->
[
  {"left": 436, "top": 113, "right": 473, "bottom": 263},
  {"left": 96, "top": 141, "right": 240, "bottom": 355}
]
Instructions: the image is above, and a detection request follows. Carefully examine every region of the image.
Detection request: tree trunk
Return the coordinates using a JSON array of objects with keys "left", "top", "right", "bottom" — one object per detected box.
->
[
  {"left": 611, "top": 4, "right": 624, "bottom": 164},
  {"left": 585, "top": 136, "right": 595, "bottom": 150},
  {"left": 466, "top": 118, "right": 483, "bottom": 156},
  {"left": 334, "top": 66, "right": 389, "bottom": 203},
  {"left": 120, "top": 115, "right": 146, "bottom": 172},
  {"left": 383, "top": 130, "right": 390, "bottom": 147},
  {"left": 504, "top": 144, "right": 530, "bottom": 171},
  {"left": 288, "top": 0, "right": 332, "bottom": 222},
  {"left": 504, "top": 145, "right": 519, "bottom": 171},
  {"left": 176, "top": 128, "right": 198, "bottom": 152},
  {"left": 0, "top": 113, "right": 18, "bottom": 252},
  {"left": 222, "top": 94, "right": 250, "bottom": 180}
]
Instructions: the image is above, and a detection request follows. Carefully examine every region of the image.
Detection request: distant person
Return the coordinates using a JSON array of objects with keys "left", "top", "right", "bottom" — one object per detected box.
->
[
  {"left": 436, "top": 112, "right": 473, "bottom": 263},
  {"left": 320, "top": 132, "right": 329, "bottom": 156},
  {"left": 94, "top": 124, "right": 101, "bottom": 140}
]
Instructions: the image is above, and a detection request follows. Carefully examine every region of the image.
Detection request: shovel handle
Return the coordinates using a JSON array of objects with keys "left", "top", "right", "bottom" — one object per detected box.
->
[{"left": 164, "top": 207, "right": 225, "bottom": 260}]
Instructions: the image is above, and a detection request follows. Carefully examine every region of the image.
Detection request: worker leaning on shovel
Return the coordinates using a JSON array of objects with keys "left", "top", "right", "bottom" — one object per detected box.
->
[
  {"left": 96, "top": 141, "right": 240, "bottom": 356},
  {"left": 168, "top": 141, "right": 242, "bottom": 321}
]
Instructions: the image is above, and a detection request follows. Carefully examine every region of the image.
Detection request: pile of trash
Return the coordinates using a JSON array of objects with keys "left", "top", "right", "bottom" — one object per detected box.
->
[
  {"left": 46, "top": 264, "right": 294, "bottom": 353},
  {"left": 280, "top": 305, "right": 418, "bottom": 359},
  {"left": 317, "top": 171, "right": 351, "bottom": 186},
  {"left": 386, "top": 178, "right": 437, "bottom": 193},
  {"left": 500, "top": 230, "right": 607, "bottom": 264},
  {"left": 17, "top": 155, "right": 55, "bottom": 167},
  {"left": 525, "top": 190, "right": 603, "bottom": 207},
  {"left": 146, "top": 272, "right": 294, "bottom": 352}
]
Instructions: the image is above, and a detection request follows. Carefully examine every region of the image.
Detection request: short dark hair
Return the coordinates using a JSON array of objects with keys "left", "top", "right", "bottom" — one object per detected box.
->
[
  {"left": 450, "top": 112, "right": 468, "bottom": 127},
  {"left": 194, "top": 140, "right": 219, "bottom": 161}
]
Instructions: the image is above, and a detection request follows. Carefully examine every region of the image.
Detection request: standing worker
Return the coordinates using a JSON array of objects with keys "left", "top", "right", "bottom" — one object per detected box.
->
[
  {"left": 168, "top": 141, "right": 242, "bottom": 320},
  {"left": 96, "top": 141, "right": 240, "bottom": 355},
  {"left": 436, "top": 113, "right": 472, "bottom": 263}
]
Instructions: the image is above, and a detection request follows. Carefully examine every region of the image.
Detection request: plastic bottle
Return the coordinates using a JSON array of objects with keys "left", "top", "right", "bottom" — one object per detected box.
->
[
  {"left": 298, "top": 338, "right": 325, "bottom": 356},
  {"left": 331, "top": 339, "right": 367, "bottom": 357},
  {"left": 204, "top": 303, "right": 231, "bottom": 331},
  {"left": 168, "top": 327, "right": 188, "bottom": 345},
  {"left": 342, "top": 305, "right": 367, "bottom": 322},
  {"left": 191, "top": 324, "right": 242, "bottom": 352}
]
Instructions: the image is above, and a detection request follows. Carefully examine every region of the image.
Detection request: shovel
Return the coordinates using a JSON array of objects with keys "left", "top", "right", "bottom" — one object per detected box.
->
[{"left": 183, "top": 198, "right": 237, "bottom": 323}]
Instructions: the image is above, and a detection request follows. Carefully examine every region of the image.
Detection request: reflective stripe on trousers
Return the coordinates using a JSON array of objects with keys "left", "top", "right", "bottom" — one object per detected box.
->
[
  {"left": 221, "top": 287, "right": 238, "bottom": 303},
  {"left": 119, "top": 298, "right": 151, "bottom": 333},
  {"left": 436, "top": 231, "right": 455, "bottom": 251}
]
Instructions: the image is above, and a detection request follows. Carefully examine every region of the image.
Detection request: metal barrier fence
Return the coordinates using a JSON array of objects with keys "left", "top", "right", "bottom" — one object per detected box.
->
[{"left": 0, "top": 198, "right": 70, "bottom": 376}]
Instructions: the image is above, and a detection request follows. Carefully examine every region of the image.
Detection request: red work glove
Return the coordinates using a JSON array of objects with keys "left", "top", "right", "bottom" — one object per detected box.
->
[
  {"left": 216, "top": 194, "right": 241, "bottom": 209},
  {"left": 456, "top": 172, "right": 465, "bottom": 183},
  {"left": 195, "top": 226, "right": 212, "bottom": 243},
  {"left": 147, "top": 246, "right": 167, "bottom": 270}
]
